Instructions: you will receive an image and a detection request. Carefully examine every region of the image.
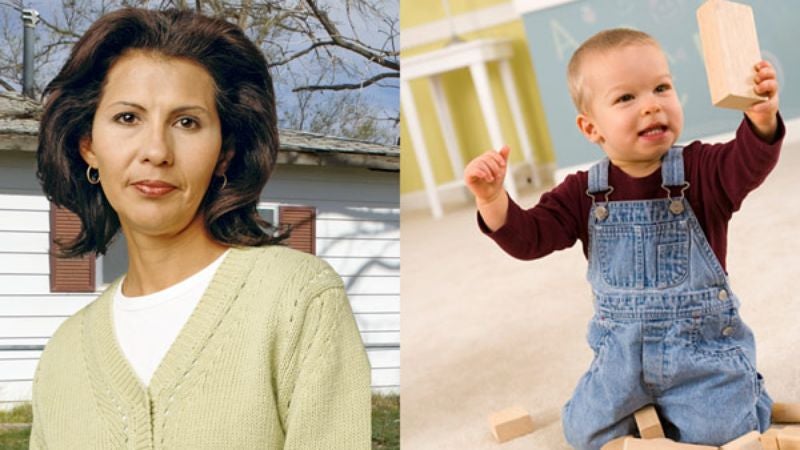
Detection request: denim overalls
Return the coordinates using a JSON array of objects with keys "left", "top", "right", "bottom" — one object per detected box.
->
[{"left": 562, "top": 148, "right": 772, "bottom": 449}]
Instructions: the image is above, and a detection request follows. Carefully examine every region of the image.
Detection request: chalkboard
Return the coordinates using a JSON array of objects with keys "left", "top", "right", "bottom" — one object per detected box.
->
[{"left": 520, "top": 0, "right": 799, "bottom": 169}]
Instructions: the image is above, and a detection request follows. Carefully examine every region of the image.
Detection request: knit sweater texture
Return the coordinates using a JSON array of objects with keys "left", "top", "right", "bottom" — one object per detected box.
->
[{"left": 30, "top": 245, "right": 371, "bottom": 449}]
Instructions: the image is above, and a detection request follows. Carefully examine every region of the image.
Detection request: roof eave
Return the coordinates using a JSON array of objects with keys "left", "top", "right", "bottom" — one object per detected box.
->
[{"left": 0, "top": 133, "right": 399, "bottom": 171}]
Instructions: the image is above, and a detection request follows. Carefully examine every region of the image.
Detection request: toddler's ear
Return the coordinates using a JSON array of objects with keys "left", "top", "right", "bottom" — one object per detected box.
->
[{"left": 576, "top": 114, "right": 603, "bottom": 144}]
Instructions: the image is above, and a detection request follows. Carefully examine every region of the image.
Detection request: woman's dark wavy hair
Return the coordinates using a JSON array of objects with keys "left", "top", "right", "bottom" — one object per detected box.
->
[{"left": 37, "top": 7, "right": 279, "bottom": 257}]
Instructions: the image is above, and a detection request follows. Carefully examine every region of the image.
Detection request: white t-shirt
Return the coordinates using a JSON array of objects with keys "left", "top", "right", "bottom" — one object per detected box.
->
[{"left": 112, "top": 250, "right": 229, "bottom": 386}]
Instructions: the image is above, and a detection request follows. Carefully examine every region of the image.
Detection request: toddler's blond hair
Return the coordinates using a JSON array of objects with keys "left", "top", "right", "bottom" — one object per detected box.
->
[{"left": 567, "top": 28, "right": 661, "bottom": 113}]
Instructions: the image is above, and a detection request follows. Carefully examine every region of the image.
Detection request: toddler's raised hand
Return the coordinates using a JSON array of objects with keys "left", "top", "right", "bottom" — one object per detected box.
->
[
  {"left": 746, "top": 60, "right": 780, "bottom": 142},
  {"left": 464, "top": 146, "right": 510, "bottom": 204}
]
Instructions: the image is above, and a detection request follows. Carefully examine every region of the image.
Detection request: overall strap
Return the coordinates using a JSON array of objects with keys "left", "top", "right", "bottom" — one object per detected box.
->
[
  {"left": 661, "top": 146, "right": 685, "bottom": 187},
  {"left": 587, "top": 158, "right": 611, "bottom": 194}
]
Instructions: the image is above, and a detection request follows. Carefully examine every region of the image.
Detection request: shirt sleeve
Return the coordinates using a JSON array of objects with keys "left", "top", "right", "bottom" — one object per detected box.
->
[
  {"left": 689, "top": 113, "right": 785, "bottom": 217},
  {"left": 477, "top": 174, "right": 584, "bottom": 260},
  {"left": 280, "top": 285, "right": 371, "bottom": 450}
]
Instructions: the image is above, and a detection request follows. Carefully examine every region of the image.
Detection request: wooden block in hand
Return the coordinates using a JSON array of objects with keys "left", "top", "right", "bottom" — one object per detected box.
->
[
  {"left": 488, "top": 406, "right": 534, "bottom": 443},
  {"left": 601, "top": 435, "right": 634, "bottom": 450},
  {"left": 760, "top": 427, "right": 781, "bottom": 450},
  {"left": 720, "top": 430, "right": 763, "bottom": 450},
  {"left": 623, "top": 437, "right": 718, "bottom": 449},
  {"left": 634, "top": 405, "right": 665, "bottom": 438},
  {"left": 773, "top": 403, "right": 800, "bottom": 423},
  {"left": 696, "top": 0, "right": 766, "bottom": 110},
  {"left": 778, "top": 426, "right": 800, "bottom": 450}
]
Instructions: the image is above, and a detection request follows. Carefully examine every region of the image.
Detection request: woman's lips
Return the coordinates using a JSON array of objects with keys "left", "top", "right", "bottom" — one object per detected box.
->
[{"left": 131, "top": 180, "right": 176, "bottom": 197}]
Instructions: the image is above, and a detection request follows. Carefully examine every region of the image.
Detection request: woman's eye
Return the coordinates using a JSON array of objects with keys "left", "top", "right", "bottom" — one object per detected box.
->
[
  {"left": 616, "top": 94, "right": 634, "bottom": 104},
  {"left": 114, "top": 112, "right": 137, "bottom": 124},
  {"left": 176, "top": 117, "right": 199, "bottom": 129}
]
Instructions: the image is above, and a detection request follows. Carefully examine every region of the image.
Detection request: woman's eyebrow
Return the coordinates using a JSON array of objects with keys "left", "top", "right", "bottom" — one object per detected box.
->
[{"left": 108, "top": 101, "right": 210, "bottom": 115}]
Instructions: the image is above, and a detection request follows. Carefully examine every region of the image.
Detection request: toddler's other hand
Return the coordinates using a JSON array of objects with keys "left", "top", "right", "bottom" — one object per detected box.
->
[
  {"left": 746, "top": 60, "right": 779, "bottom": 142},
  {"left": 464, "top": 146, "right": 510, "bottom": 205}
]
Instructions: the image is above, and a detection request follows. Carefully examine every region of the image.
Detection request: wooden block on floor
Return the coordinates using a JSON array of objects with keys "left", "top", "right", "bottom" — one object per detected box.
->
[
  {"left": 773, "top": 403, "right": 800, "bottom": 423},
  {"left": 488, "top": 406, "right": 534, "bottom": 443},
  {"left": 696, "top": 0, "right": 766, "bottom": 110},
  {"left": 634, "top": 405, "right": 665, "bottom": 438},
  {"left": 720, "top": 430, "right": 763, "bottom": 450},
  {"left": 778, "top": 426, "right": 800, "bottom": 450},
  {"left": 623, "top": 437, "right": 718, "bottom": 449},
  {"left": 601, "top": 435, "right": 634, "bottom": 450},
  {"left": 760, "top": 427, "right": 780, "bottom": 450}
]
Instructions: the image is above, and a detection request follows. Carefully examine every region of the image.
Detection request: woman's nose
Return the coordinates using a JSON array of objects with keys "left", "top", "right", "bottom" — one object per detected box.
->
[{"left": 140, "top": 125, "right": 174, "bottom": 166}]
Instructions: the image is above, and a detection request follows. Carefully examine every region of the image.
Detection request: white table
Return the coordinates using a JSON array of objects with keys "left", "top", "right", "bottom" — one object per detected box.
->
[{"left": 401, "top": 38, "right": 538, "bottom": 218}]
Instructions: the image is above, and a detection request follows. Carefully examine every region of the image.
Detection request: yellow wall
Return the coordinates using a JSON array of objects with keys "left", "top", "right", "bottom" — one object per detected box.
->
[
  {"left": 400, "top": 1, "right": 555, "bottom": 195},
  {"left": 400, "top": 0, "right": 510, "bottom": 28}
]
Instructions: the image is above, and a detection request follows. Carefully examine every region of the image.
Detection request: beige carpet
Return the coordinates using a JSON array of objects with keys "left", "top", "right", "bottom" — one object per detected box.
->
[{"left": 400, "top": 140, "right": 800, "bottom": 449}]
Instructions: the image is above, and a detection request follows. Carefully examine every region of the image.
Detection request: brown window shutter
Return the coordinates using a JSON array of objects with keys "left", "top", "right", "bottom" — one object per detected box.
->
[
  {"left": 49, "top": 205, "right": 95, "bottom": 292},
  {"left": 279, "top": 205, "right": 316, "bottom": 255}
]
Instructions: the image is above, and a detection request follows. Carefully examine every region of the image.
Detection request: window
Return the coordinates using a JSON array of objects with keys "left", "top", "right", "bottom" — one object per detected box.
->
[
  {"left": 278, "top": 205, "right": 316, "bottom": 255},
  {"left": 257, "top": 203, "right": 280, "bottom": 236},
  {"left": 49, "top": 205, "right": 95, "bottom": 292}
]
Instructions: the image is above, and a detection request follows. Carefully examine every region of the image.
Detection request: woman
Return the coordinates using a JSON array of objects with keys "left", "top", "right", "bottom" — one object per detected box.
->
[{"left": 31, "top": 8, "right": 370, "bottom": 449}]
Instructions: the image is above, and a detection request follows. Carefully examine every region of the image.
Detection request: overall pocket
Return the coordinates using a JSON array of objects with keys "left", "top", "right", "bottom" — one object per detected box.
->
[
  {"left": 690, "top": 309, "right": 759, "bottom": 397},
  {"left": 593, "top": 224, "right": 637, "bottom": 288},
  {"left": 593, "top": 220, "right": 689, "bottom": 289},
  {"left": 686, "top": 309, "right": 761, "bottom": 432}
]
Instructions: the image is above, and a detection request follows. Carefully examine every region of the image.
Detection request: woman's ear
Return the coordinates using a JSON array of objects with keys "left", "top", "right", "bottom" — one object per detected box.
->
[
  {"left": 215, "top": 148, "right": 235, "bottom": 176},
  {"left": 79, "top": 136, "right": 98, "bottom": 167},
  {"left": 576, "top": 114, "right": 603, "bottom": 145}
]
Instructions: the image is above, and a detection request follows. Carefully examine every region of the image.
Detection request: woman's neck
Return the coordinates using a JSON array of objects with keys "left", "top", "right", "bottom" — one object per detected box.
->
[{"left": 121, "top": 214, "right": 229, "bottom": 297}]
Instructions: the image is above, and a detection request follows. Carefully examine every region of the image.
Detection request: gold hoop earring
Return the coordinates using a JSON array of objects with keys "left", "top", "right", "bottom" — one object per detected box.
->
[
  {"left": 220, "top": 174, "right": 228, "bottom": 190},
  {"left": 86, "top": 166, "right": 100, "bottom": 185}
]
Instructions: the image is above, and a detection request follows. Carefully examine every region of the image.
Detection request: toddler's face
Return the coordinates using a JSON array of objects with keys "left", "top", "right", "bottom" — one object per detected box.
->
[{"left": 577, "top": 44, "right": 684, "bottom": 174}]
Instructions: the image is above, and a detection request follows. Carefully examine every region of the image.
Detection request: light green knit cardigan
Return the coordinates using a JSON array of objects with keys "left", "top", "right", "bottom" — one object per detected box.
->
[{"left": 30, "top": 245, "right": 371, "bottom": 449}]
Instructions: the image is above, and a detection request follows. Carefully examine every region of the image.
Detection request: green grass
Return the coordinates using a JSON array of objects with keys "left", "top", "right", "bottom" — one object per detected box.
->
[
  {"left": 0, "top": 403, "right": 32, "bottom": 423},
  {"left": 0, "top": 427, "right": 31, "bottom": 450},
  {"left": 372, "top": 393, "right": 400, "bottom": 450},
  {"left": 0, "top": 403, "right": 33, "bottom": 450},
  {"left": 0, "top": 397, "right": 400, "bottom": 449}
]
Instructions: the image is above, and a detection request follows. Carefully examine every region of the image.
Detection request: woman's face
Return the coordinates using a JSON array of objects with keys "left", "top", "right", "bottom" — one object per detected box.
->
[{"left": 80, "top": 50, "right": 226, "bottom": 240}]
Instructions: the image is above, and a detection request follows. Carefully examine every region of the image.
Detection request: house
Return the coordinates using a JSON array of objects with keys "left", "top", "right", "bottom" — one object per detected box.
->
[{"left": 0, "top": 91, "right": 399, "bottom": 407}]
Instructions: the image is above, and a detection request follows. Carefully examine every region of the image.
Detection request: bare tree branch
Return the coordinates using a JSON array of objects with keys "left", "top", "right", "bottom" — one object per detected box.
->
[
  {"left": 0, "top": 0, "right": 399, "bottom": 143},
  {"left": 292, "top": 71, "right": 397, "bottom": 92},
  {"left": 35, "top": 12, "right": 83, "bottom": 39},
  {"left": 267, "top": 39, "right": 335, "bottom": 67},
  {"left": 302, "top": 0, "right": 398, "bottom": 71}
]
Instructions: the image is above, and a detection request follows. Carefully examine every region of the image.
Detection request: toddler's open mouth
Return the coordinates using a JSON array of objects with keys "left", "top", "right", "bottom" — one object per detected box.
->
[{"left": 639, "top": 125, "right": 668, "bottom": 137}]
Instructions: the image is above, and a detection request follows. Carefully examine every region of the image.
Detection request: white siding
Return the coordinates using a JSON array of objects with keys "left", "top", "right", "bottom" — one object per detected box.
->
[
  {"left": 0, "top": 152, "right": 400, "bottom": 403},
  {"left": 265, "top": 165, "right": 400, "bottom": 392},
  {"left": 0, "top": 151, "right": 83, "bottom": 405}
]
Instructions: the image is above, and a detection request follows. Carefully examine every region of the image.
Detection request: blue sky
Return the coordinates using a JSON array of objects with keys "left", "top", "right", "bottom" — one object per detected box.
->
[{"left": 3, "top": 0, "right": 398, "bottom": 140}]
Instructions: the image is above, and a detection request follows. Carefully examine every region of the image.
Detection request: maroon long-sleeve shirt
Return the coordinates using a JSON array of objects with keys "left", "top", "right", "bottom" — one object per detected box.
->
[{"left": 479, "top": 115, "right": 785, "bottom": 271}]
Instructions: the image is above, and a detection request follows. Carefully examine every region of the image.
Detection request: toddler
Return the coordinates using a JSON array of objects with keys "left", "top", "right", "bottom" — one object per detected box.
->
[{"left": 465, "top": 29, "right": 782, "bottom": 449}]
